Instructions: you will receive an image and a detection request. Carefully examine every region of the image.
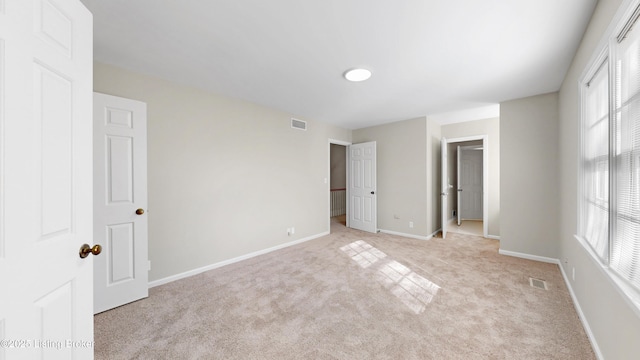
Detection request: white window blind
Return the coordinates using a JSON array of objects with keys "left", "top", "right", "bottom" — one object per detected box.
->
[
  {"left": 612, "top": 19, "right": 640, "bottom": 289},
  {"left": 581, "top": 59, "right": 610, "bottom": 262},
  {"left": 579, "top": 3, "right": 640, "bottom": 302}
]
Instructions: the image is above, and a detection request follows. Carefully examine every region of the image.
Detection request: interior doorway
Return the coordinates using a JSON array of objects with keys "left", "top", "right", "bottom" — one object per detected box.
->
[
  {"left": 442, "top": 136, "right": 487, "bottom": 238},
  {"left": 458, "top": 142, "right": 483, "bottom": 222},
  {"left": 329, "top": 140, "right": 350, "bottom": 230}
]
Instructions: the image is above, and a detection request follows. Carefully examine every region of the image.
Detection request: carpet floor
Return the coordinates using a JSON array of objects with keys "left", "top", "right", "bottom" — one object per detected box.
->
[{"left": 95, "top": 218, "right": 595, "bottom": 359}]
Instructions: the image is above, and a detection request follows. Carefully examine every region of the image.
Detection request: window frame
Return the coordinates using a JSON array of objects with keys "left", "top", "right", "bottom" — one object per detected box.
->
[{"left": 577, "top": 0, "right": 640, "bottom": 316}]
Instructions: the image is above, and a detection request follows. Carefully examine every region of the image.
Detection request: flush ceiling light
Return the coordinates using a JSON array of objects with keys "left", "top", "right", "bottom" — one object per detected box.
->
[{"left": 344, "top": 68, "right": 372, "bottom": 82}]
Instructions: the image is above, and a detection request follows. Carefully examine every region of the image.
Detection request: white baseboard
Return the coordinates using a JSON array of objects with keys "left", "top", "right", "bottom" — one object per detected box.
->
[
  {"left": 558, "top": 263, "right": 604, "bottom": 360},
  {"left": 486, "top": 234, "right": 501, "bottom": 240},
  {"left": 148, "top": 231, "right": 329, "bottom": 288},
  {"left": 498, "top": 249, "right": 560, "bottom": 264},
  {"left": 379, "top": 229, "right": 433, "bottom": 241}
]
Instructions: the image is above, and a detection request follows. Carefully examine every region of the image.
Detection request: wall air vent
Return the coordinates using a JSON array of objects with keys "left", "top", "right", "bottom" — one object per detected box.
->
[{"left": 291, "top": 118, "right": 307, "bottom": 131}]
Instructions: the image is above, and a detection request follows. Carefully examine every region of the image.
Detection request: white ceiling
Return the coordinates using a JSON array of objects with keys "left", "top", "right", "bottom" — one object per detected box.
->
[{"left": 80, "top": 0, "right": 597, "bottom": 129}]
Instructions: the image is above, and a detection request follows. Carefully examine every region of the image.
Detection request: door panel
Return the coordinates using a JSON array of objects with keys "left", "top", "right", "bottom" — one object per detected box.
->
[
  {"left": 106, "top": 107, "right": 134, "bottom": 127},
  {"left": 107, "top": 135, "right": 134, "bottom": 203},
  {"left": 364, "top": 197, "right": 373, "bottom": 222},
  {"left": 0, "top": 1, "right": 94, "bottom": 359},
  {"left": 36, "top": 64, "right": 73, "bottom": 237},
  {"left": 94, "top": 92, "right": 148, "bottom": 314},
  {"left": 352, "top": 197, "right": 362, "bottom": 221},
  {"left": 35, "top": 0, "right": 73, "bottom": 57},
  {"left": 108, "top": 223, "right": 135, "bottom": 284},
  {"left": 35, "top": 282, "right": 74, "bottom": 359},
  {"left": 364, "top": 157, "right": 373, "bottom": 188},
  {"left": 348, "top": 142, "right": 377, "bottom": 233}
]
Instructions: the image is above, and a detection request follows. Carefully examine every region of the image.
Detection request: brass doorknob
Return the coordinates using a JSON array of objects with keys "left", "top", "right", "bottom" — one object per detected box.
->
[
  {"left": 136, "top": 208, "right": 144, "bottom": 215},
  {"left": 79, "top": 244, "right": 102, "bottom": 259}
]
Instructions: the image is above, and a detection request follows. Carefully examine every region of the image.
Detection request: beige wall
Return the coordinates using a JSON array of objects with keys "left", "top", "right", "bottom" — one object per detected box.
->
[
  {"left": 353, "top": 117, "right": 434, "bottom": 237},
  {"left": 441, "top": 117, "right": 500, "bottom": 237},
  {"left": 557, "top": 0, "right": 640, "bottom": 358},
  {"left": 500, "top": 93, "right": 559, "bottom": 258},
  {"left": 94, "top": 62, "right": 352, "bottom": 282}
]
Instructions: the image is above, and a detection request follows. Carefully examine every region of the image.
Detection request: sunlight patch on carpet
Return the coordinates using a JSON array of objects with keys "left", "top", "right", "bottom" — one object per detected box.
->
[
  {"left": 340, "top": 240, "right": 387, "bottom": 268},
  {"left": 340, "top": 240, "right": 440, "bottom": 314}
]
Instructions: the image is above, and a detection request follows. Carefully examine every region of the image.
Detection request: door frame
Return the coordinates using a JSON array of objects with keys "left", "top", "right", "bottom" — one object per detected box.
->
[
  {"left": 328, "top": 139, "right": 352, "bottom": 230},
  {"left": 444, "top": 135, "right": 489, "bottom": 238}
]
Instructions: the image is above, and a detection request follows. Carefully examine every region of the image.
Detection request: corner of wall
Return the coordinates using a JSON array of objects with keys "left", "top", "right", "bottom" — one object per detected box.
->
[{"left": 499, "top": 92, "right": 560, "bottom": 259}]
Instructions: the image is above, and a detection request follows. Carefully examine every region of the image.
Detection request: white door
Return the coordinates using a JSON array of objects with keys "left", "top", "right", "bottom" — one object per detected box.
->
[
  {"left": 459, "top": 146, "right": 483, "bottom": 220},
  {"left": 348, "top": 141, "right": 377, "bottom": 233},
  {"left": 457, "top": 145, "right": 462, "bottom": 226},
  {"left": 441, "top": 138, "right": 448, "bottom": 238},
  {"left": 93, "top": 93, "right": 148, "bottom": 314},
  {"left": 0, "top": 0, "right": 94, "bottom": 359}
]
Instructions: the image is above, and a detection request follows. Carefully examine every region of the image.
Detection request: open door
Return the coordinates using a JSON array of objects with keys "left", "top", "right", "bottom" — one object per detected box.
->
[
  {"left": 0, "top": 1, "right": 94, "bottom": 358},
  {"left": 93, "top": 93, "right": 149, "bottom": 314},
  {"left": 348, "top": 141, "right": 377, "bottom": 233},
  {"left": 457, "top": 145, "right": 462, "bottom": 226},
  {"left": 441, "top": 138, "right": 448, "bottom": 238}
]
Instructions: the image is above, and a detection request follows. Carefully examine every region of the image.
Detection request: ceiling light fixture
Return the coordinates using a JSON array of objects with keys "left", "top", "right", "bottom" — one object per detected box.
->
[{"left": 344, "top": 68, "right": 372, "bottom": 82}]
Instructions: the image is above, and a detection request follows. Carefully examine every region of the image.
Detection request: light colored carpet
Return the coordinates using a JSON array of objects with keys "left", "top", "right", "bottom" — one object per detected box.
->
[{"left": 95, "top": 217, "right": 595, "bottom": 359}]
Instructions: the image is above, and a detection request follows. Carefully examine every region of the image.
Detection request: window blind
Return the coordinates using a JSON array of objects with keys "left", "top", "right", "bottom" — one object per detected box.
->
[
  {"left": 612, "top": 20, "right": 640, "bottom": 289},
  {"left": 582, "top": 59, "right": 610, "bottom": 262}
]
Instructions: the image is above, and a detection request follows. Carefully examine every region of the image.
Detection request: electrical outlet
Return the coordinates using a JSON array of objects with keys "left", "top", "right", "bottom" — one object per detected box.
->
[
  {"left": 409, "top": 221, "right": 414, "bottom": 228},
  {"left": 394, "top": 214, "right": 400, "bottom": 219},
  {"left": 291, "top": 227, "right": 295, "bottom": 235}
]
